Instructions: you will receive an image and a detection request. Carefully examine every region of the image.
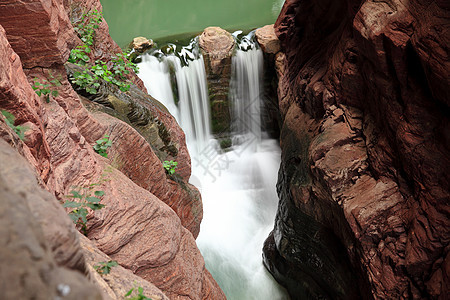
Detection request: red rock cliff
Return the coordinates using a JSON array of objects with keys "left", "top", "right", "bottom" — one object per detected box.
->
[
  {"left": 262, "top": 0, "right": 449, "bottom": 299},
  {"left": 0, "top": 0, "right": 225, "bottom": 299}
]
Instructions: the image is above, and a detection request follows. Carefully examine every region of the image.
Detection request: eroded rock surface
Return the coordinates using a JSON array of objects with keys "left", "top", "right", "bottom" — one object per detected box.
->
[
  {"left": 263, "top": 0, "right": 450, "bottom": 299},
  {"left": 199, "top": 26, "right": 235, "bottom": 136},
  {"left": 80, "top": 234, "right": 169, "bottom": 300},
  {"left": 0, "top": 138, "right": 102, "bottom": 300}
]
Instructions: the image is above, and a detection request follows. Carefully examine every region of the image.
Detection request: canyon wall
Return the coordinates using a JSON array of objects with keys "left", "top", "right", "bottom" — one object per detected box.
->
[
  {"left": 261, "top": 0, "right": 449, "bottom": 299},
  {"left": 0, "top": 0, "right": 225, "bottom": 299}
]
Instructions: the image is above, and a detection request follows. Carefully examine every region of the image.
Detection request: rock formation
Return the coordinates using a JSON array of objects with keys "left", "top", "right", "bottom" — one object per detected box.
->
[
  {"left": 260, "top": 0, "right": 449, "bottom": 299},
  {"left": 199, "top": 27, "right": 235, "bottom": 137},
  {"left": 0, "top": 0, "right": 225, "bottom": 299}
]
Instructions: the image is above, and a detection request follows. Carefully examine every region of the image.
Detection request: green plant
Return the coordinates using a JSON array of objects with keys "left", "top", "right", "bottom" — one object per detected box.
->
[
  {"left": 68, "top": 45, "right": 91, "bottom": 65},
  {"left": 93, "top": 135, "right": 112, "bottom": 158},
  {"left": 73, "top": 9, "right": 102, "bottom": 47},
  {"left": 70, "top": 68, "right": 100, "bottom": 94},
  {"left": 94, "top": 260, "right": 118, "bottom": 275},
  {"left": 124, "top": 286, "right": 152, "bottom": 300},
  {"left": 68, "top": 9, "right": 139, "bottom": 94},
  {"left": 32, "top": 76, "right": 61, "bottom": 103},
  {"left": 1, "top": 110, "right": 27, "bottom": 140},
  {"left": 163, "top": 160, "right": 178, "bottom": 175},
  {"left": 64, "top": 187, "right": 105, "bottom": 234}
]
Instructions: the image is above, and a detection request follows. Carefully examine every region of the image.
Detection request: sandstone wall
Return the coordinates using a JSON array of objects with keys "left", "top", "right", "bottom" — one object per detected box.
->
[
  {"left": 261, "top": 0, "right": 449, "bottom": 299},
  {"left": 0, "top": 0, "right": 225, "bottom": 299}
]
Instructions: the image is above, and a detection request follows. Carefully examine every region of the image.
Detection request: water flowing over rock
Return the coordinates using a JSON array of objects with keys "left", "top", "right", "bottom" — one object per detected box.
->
[
  {"left": 0, "top": 1, "right": 224, "bottom": 299},
  {"left": 261, "top": 0, "right": 450, "bottom": 299}
]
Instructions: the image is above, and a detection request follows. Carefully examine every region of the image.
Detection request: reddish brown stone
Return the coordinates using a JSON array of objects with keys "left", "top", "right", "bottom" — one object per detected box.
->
[
  {"left": 256, "top": 25, "right": 280, "bottom": 54},
  {"left": 264, "top": 0, "right": 450, "bottom": 299},
  {"left": 0, "top": 1, "right": 224, "bottom": 298},
  {"left": 0, "top": 0, "right": 76, "bottom": 68}
]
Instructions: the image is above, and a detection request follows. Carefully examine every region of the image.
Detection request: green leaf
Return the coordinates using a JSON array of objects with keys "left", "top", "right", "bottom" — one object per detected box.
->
[
  {"left": 69, "top": 190, "right": 83, "bottom": 199},
  {"left": 125, "top": 288, "right": 133, "bottom": 297},
  {"left": 86, "top": 196, "right": 101, "bottom": 203},
  {"left": 68, "top": 212, "right": 79, "bottom": 223},
  {"left": 63, "top": 201, "right": 82, "bottom": 208},
  {"left": 94, "top": 190, "right": 105, "bottom": 197}
]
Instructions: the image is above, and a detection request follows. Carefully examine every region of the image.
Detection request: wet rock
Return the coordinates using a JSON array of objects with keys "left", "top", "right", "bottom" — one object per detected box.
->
[
  {"left": 199, "top": 27, "right": 235, "bottom": 136},
  {"left": 264, "top": 0, "right": 450, "bottom": 299}
]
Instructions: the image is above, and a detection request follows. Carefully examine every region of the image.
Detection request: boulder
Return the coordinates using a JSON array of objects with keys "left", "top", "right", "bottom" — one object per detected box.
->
[
  {"left": 255, "top": 25, "right": 280, "bottom": 54},
  {"left": 129, "top": 36, "right": 154, "bottom": 54}
]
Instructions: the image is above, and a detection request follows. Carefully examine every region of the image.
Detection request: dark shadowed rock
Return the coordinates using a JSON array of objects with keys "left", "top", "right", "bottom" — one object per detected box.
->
[{"left": 262, "top": 0, "right": 450, "bottom": 299}]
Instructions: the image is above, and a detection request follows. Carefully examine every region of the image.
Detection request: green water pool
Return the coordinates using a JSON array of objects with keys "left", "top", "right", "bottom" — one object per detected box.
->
[{"left": 100, "top": 0, "right": 284, "bottom": 47}]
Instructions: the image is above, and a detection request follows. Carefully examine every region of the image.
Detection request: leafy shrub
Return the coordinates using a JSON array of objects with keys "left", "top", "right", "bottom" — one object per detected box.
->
[
  {"left": 68, "top": 9, "right": 139, "bottom": 94},
  {"left": 94, "top": 260, "right": 118, "bottom": 275},
  {"left": 73, "top": 9, "right": 102, "bottom": 47},
  {"left": 1, "top": 110, "right": 27, "bottom": 140},
  {"left": 163, "top": 160, "right": 178, "bottom": 175},
  {"left": 93, "top": 135, "right": 112, "bottom": 158}
]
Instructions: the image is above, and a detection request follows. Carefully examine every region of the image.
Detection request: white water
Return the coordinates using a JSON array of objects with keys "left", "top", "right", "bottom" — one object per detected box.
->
[
  {"left": 138, "top": 40, "right": 288, "bottom": 300},
  {"left": 139, "top": 52, "right": 211, "bottom": 156}
]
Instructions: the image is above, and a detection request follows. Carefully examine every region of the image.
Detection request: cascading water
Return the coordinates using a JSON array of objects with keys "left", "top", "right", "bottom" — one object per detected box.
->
[
  {"left": 139, "top": 40, "right": 212, "bottom": 155},
  {"left": 138, "top": 35, "right": 288, "bottom": 300}
]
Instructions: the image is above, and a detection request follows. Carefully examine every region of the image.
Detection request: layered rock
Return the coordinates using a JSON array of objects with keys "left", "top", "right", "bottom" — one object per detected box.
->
[
  {"left": 263, "top": 0, "right": 449, "bottom": 299},
  {"left": 0, "top": 138, "right": 101, "bottom": 300},
  {"left": 80, "top": 229, "right": 169, "bottom": 299},
  {"left": 0, "top": 1, "right": 225, "bottom": 299},
  {"left": 199, "top": 27, "right": 235, "bottom": 136}
]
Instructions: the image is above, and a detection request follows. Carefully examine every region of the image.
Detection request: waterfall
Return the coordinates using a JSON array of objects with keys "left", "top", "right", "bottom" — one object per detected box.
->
[
  {"left": 137, "top": 36, "right": 288, "bottom": 300},
  {"left": 139, "top": 46, "right": 212, "bottom": 156},
  {"left": 230, "top": 38, "right": 264, "bottom": 146}
]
